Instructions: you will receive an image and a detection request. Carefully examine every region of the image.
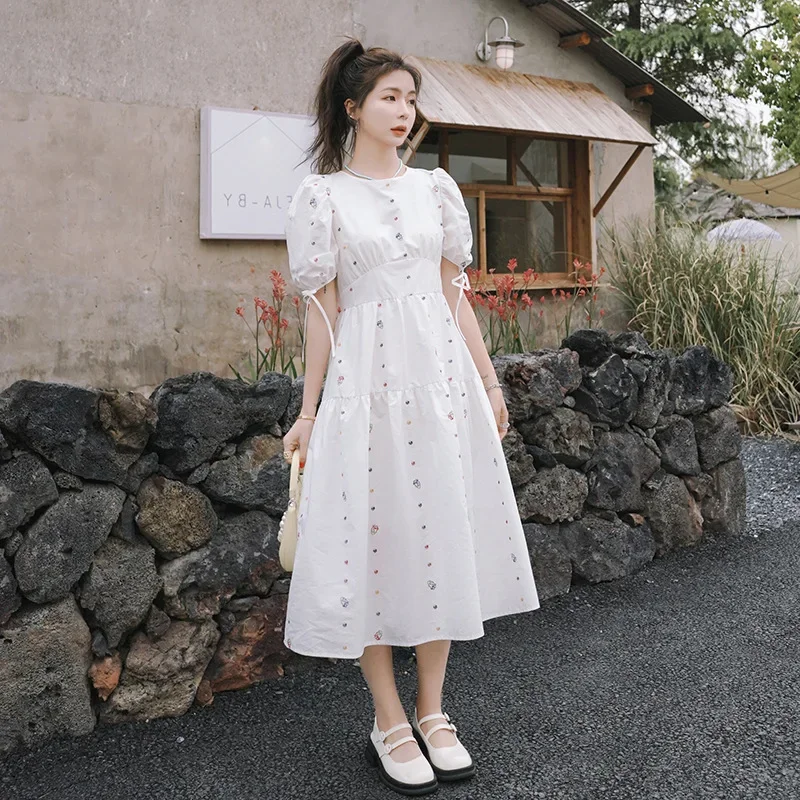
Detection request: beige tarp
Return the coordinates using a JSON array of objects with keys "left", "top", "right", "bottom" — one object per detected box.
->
[{"left": 700, "top": 165, "right": 800, "bottom": 210}]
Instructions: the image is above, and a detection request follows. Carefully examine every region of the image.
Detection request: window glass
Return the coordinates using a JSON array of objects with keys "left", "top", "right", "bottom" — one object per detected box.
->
[
  {"left": 409, "top": 137, "right": 440, "bottom": 171},
  {"left": 484, "top": 197, "right": 568, "bottom": 274},
  {"left": 516, "top": 137, "right": 571, "bottom": 188},
  {"left": 447, "top": 131, "right": 508, "bottom": 184}
]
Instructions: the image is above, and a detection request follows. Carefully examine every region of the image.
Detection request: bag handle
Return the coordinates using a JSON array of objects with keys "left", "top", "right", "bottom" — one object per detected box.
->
[{"left": 289, "top": 447, "right": 303, "bottom": 503}]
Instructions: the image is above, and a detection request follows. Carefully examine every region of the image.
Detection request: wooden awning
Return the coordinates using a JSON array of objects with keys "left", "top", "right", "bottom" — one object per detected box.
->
[{"left": 405, "top": 55, "right": 657, "bottom": 147}]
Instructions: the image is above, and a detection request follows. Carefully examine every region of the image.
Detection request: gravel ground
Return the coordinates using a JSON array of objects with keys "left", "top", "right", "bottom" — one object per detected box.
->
[{"left": 1, "top": 434, "right": 799, "bottom": 800}]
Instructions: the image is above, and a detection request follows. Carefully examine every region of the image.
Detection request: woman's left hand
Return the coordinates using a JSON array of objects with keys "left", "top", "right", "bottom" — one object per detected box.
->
[{"left": 487, "top": 386, "right": 510, "bottom": 441}]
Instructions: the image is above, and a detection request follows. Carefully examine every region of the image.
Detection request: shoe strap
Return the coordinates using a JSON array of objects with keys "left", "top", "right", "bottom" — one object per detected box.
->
[
  {"left": 421, "top": 721, "right": 457, "bottom": 739},
  {"left": 378, "top": 720, "right": 412, "bottom": 739},
  {"left": 418, "top": 711, "right": 450, "bottom": 725},
  {"left": 383, "top": 734, "right": 416, "bottom": 754}
]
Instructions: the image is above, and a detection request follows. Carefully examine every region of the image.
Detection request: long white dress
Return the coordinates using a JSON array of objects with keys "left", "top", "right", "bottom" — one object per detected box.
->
[{"left": 282, "top": 164, "right": 540, "bottom": 659}]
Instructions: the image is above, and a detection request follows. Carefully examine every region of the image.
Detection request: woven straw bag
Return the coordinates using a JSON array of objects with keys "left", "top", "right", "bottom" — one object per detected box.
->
[{"left": 278, "top": 448, "right": 303, "bottom": 572}]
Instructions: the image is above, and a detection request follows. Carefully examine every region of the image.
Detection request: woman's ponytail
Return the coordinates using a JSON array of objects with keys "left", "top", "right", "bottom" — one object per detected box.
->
[{"left": 297, "top": 37, "right": 421, "bottom": 175}]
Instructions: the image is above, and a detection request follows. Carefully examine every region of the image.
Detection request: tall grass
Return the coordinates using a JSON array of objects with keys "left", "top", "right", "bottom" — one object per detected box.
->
[{"left": 602, "top": 219, "right": 800, "bottom": 436}]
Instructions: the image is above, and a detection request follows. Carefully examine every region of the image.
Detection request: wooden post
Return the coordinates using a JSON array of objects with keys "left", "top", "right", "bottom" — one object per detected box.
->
[{"left": 571, "top": 139, "right": 596, "bottom": 269}]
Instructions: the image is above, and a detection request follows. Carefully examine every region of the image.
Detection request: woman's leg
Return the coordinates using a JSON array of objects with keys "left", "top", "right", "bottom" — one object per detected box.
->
[
  {"left": 360, "top": 644, "right": 425, "bottom": 763},
  {"left": 414, "top": 639, "right": 458, "bottom": 747}
]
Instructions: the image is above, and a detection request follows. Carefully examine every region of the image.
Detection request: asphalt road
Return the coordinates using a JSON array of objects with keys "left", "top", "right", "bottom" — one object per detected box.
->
[{"left": 2, "top": 436, "right": 799, "bottom": 800}]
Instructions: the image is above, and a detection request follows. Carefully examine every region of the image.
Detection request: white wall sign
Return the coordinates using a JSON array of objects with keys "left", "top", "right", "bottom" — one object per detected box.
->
[{"left": 200, "top": 106, "right": 315, "bottom": 239}]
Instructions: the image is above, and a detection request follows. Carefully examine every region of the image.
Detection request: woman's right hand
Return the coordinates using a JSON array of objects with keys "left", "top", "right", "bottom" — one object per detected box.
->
[{"left": 283, "top": 418, "right": 315, "bottom": 468}]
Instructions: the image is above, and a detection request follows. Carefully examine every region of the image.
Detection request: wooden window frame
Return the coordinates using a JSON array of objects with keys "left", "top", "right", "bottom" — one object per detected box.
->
[{"left": 435, "top": 129, "right": 595, "bottom": 292}]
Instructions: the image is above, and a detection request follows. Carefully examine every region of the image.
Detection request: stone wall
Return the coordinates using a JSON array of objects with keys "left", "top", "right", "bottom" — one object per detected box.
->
[{"left": 0, "top": 330, "right": 746, "bottom": 754}]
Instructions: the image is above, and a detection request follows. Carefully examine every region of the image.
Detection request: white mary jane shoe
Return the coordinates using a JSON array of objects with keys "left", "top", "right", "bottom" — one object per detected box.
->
[
  {"left": 411, "top": 709, "right": 476, "bottom": 781},
  {"left": 364, "top": 716, "right": 438, "bottom": 796}
]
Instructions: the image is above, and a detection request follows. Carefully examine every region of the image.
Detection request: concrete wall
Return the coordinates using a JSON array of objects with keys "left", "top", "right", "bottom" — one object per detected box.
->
[
  {"left": 760, "top": 219, "right": 800, "bottom": 288},
  {"left": 0, "top": 0, "right": 655, "bottom": 394}
]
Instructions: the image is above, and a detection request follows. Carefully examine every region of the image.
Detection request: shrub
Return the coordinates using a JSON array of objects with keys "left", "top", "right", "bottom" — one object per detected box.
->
[{"left": 602, "top": 219, "right": 800, "bottom": 435}]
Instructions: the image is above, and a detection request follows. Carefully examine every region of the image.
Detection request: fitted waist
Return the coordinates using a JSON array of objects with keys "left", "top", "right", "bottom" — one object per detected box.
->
[{"left": 338, "top": 257, "right": 444, "bottom": 309}]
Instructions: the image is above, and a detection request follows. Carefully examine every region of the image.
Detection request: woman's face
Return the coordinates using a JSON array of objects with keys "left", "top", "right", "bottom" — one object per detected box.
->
[{"left": 347, "top": 69, "right": 417, "bottom": 147}]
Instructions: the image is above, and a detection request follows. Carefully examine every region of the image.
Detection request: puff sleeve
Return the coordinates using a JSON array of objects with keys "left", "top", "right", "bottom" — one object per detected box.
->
[
  {"left": 434, "top": 167, "right": 474, "bottom": 271},
  {"left": 285, "top": 174, "right": 339, "bottom": 361},
  {"left": 433, "top": 167, "right": 474, "bottom": 345}
]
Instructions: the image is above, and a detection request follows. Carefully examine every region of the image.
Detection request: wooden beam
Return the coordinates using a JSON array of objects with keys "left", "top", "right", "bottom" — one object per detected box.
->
[
  {"left": 593, "top": 144, "right": 646, "bottom": 217},
  {"left": 571, "top": 139, "right": 596, "bottom": 267},
  {"left": 625, "top": 83, "right": 655, "bottom": 100},
  {"left": 402, "top": 120, "right": 431, "bottom": 163},
  {"left": 559, "top": 32, "right": 592, "bottom": 49},
  {"left": 514, "top": 158, "right": 556, "bottom": 216}
]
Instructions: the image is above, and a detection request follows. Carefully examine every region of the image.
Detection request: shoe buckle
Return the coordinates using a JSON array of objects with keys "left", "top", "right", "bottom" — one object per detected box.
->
[
  {"left": 378, "top": 731, "right": 386, "bottom": 741},
  {"left": 383, "top": 741, "right": 393, "bottom": 755}
]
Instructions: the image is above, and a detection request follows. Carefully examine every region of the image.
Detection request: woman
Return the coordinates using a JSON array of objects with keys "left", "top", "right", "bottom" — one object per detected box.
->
[{"left": 281, "top": 37, "right": 541, "bottom": 796}]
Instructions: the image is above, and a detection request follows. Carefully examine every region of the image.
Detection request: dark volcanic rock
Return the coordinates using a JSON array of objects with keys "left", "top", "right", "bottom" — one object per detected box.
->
[
  {"left": 149, "top": 371, "right": 293, "bottom": 474},
  {"left": 14, "top": 483, "right": 126, "bottom": 603},
  {"left": 584, "top": 429, "right": 661, "bottom": 511},
  {"left": 0, "top": 596, "right": 95, "bottom": 754},
  {"left": 500, "top": 428, "right": 537, "bottom": 488},
  {"left": 0, "top": 381, "right": 156, "bottom": 486},
  {"left": 98, "top": 618, "right": 220, "bottom": 723},
  {"left": 570, "top": 354, "right": 639, "bottom": 427},
  {"left": 561, "top": 328, "right": 614, "bottom": 368},
  {"left": 159, "top": 510, "right": 281, "bottom": 620},
  {"left": 668, "top": 346, "right": 733, "bottom": 414},
  {"left": 654, "top": 415, "right": 701, "bottom": 476},
  {"left": 560, "top": 512, "right": 656, "bottom": 583},
  {"left": 0, "top": 453, "right": 59, "bottom": 540},
  {"left": 692, "top": 405, "right": 742, "bottom": 471},
  {"left": 201, "top": 435, "right": 290, "bottom": 514},
  {"left": 516, "top": 464, "right": 588, "bottom": 524},
  {"left": 135, "top": 476, "right": 217, "bottom": 559},
  {"left": 491, "top": 351, "right": 582, "bottom": 422},
  {"left": 643, "top": 473, "right": 704, "bottom": 556},
  {"left": 77, "top": 537, "right": 163, "bottom": 648},
  {"left": 701, "top": 458, "right": 746, "bottom": 536},
  {"left": 517, "top": 407, "right": 595, "bottom": 468},
  {"left": 522, "top": 522, "right": 572, "bottom": 601}
]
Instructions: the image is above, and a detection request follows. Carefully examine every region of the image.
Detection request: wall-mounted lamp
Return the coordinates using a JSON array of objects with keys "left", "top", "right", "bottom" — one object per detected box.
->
[{"left": 476, "top": 15, "right": 525, "bottom": 70}]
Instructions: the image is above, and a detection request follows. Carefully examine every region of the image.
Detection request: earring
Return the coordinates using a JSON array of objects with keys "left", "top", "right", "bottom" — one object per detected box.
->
[{"left": 350, "top": 116, "right": 359, "bottom": 133}]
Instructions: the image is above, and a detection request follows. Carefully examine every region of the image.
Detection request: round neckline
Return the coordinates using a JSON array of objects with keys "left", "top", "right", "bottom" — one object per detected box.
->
[{"left": 338, "top": 164, "right": 413, "bottom": 182}]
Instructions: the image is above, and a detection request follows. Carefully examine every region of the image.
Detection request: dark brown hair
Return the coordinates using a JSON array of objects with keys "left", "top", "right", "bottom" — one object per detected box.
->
[{"left": 298, "top": 37, "right": 423, "bottom": 175}]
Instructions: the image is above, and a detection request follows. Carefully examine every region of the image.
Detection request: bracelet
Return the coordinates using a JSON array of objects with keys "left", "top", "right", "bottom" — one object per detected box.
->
[
  {"left": 298, "top": 414, "right": 316, "bottom": 421},
  {"left": 485, "top": 382, "right": 503, "bottom": 392}
]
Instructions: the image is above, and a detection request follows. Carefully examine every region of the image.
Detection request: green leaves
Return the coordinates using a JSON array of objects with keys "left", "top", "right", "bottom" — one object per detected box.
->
[
  {"left": 573, "top": 1, "right": 797, "bottom": 179},
  {"left": 739, "top": 1, "right": 800, "bottom": 162}
]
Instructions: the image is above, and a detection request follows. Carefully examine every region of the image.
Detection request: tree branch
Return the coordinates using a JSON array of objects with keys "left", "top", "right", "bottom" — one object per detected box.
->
[{"left": 742, "top": 20, "right": 778, "bottom": 38}]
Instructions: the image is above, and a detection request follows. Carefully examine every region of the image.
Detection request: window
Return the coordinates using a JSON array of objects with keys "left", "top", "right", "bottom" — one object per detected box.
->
[{"left": 408, "top": 128, "right": 592, "bottom": 290}]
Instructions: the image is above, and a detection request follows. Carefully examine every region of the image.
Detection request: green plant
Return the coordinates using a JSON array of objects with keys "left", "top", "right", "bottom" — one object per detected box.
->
[
  {"left": 229, "top": 270, "right": 304, "bottom": 383},
  {"left": 602, "top": 218, "right": 800, "bottom": 435}
]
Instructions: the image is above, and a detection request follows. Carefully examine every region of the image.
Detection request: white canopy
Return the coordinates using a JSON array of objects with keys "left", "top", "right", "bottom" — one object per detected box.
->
[{"left": 707, "top": 219, "right": 783, "bottom": 243}]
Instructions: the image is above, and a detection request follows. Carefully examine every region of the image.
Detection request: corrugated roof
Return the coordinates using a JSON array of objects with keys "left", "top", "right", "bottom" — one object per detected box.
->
[
  {"left": 407, "top": 55, "right": 657, "bottom": 146},
  {"left": 523, "top": 0, "right": 614, "bottom": 39},
  {"left": 520, "top": 0, "right": 709, "bottom": 125}
]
